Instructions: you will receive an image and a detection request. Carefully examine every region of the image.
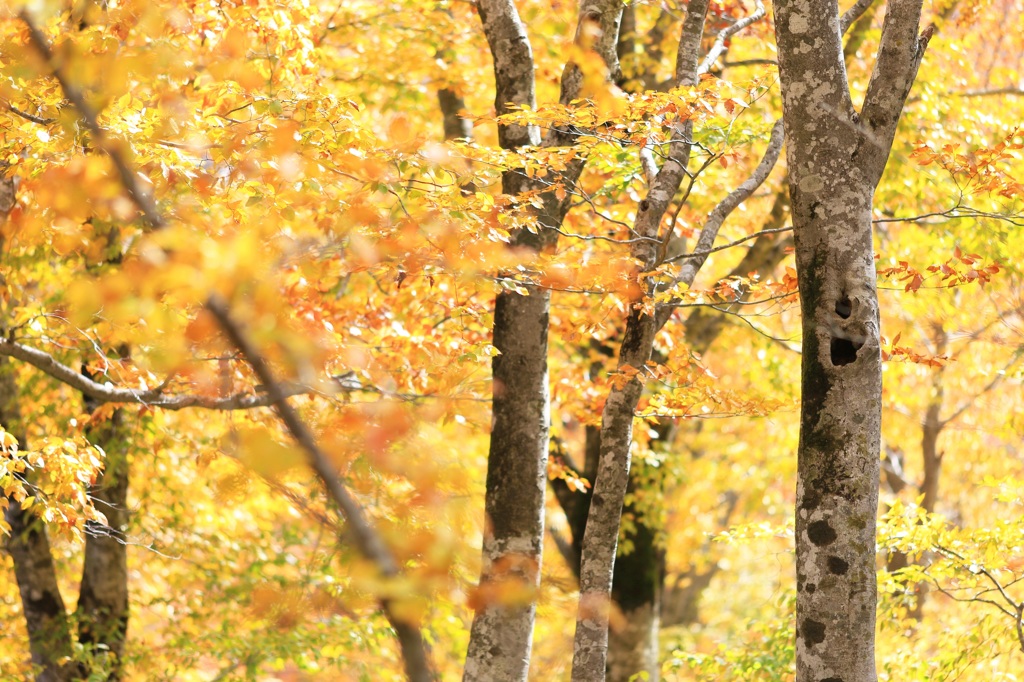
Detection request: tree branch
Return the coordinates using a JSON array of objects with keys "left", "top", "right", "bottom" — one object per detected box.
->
[
  {"left": 206, "top": 296, "right": 436, "bottom": 682},
  {"left": 840, "top": 0, "right": 879, "bottom": 34},
  {"left": 696, "top": 1, "right": 767, "bottom": 76},
  {"left": 0, "top": 338, "right": 317, "bottom": 411},
  {"left": 654, "top": 118, "right": 786, "bottom": 331},
  {"left": 859, "top": 0, "right": 933, "bottom": 181},
  {"left": 21, "top": 10, "right": 435, "bottom": 680},
  {"left": 20, "top": 11, "right": 166, "bottom": 230},
  {"left": 4, "top": 101, "right": 56, "bottom": 125}
]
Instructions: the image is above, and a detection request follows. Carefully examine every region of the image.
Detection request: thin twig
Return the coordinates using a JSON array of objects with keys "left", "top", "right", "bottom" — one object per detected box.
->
[
  {"left": 0, "top": 337, "right": 309, "bottom": 410},
  {"left": 665, "top": 226, "right": 792, "bottom": 264},
  {"left": 4, "top": 101, "right": 56, "bottom": 125}
]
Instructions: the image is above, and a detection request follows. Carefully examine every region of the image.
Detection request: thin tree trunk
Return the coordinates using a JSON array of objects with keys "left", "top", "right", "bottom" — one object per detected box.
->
[
  {"left": 774, "top": 0, "right": 931, "bottom": 678},
  {"left": 885, "top": 326, "right": 947, "bottom": 618},
  {"left": 569, "top": 2, "right": 711, "bottom": 675},
  {"left": 606, "top": 470, "right": 664, "bottom": 682}
]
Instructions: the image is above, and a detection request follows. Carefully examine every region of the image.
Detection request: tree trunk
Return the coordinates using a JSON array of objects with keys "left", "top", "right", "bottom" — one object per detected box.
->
[
  {"left": 1, "top": 358, "right": 79, "bottom": 682},
  {"left": 464, "top": 3, "right": 623, "bottom": 680},
  {"left": 791, "top": 182, "right": 881, "bottom": 682},
  {"left": 569, "top": 2, "right": 712, "bottom": 675},
  {"left": 464, "top": 285, "right": 553, "bottom": 682},
  {"left": 1, "top": 169, "right": 80, "bottom": 682},
  {"left": 774, "top": 0, "right": 930, "bottom": 678},
  {"left": 77, "top": 372, "right": 131, "bottom": 679},
  {"left": 461, "top": 5, "right": 545, "bottom": 679},
  {"left": 606, "top": 470, "right": 663, "bottom": 682}
]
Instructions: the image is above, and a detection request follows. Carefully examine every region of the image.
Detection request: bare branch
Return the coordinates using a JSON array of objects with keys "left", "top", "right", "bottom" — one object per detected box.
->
[
  {"left": 4, "top": 101, "right": 56, "bottom": 125},
  {"left": 873, "top": 204, "right": 1024, "bottom": 227},
  {"left": 840, "top": 0, "right": 879, "bottom": 34},
  {"left": 940, "top": 346, "right": 1024, "bottom": 427},
  {"left": 696, "top": 1, "right": 767, "bottom": 77},
  {"left": 0, "top": 338, "right": 314, "bottom": 410},
  {"left": 674, "top": 119, "right": 785, "bottom": 288},
  {"left": 666, "top": 225, "right": 792, "bottom": 265},
  {"left": 956, "top": 87, "right": 1024, "bottom": 98},
  {"left": 207, "top": 295, "right": 436, "bottom": 682}
]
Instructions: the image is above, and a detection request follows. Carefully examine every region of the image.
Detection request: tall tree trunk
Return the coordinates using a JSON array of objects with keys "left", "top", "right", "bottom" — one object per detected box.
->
[
  {"left": 774, "top": 0, "right": 930, "bottom": 679},
  {"left": 461, "top": 5, "right": 545, "bottom": 678},
  {"left": 464, "top": 3, "right": 623, "bottom": 680},
  {"left": 569, "top": 1, "right": 711, "bottom": 673}
]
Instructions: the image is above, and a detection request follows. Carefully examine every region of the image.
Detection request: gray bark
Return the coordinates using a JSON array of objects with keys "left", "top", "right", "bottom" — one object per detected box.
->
[
  {"left": 570, "top": 4, "right": 786, "bottom": 679},
  {"left": 773, "top": 0, "right": 929, "bottom": 679},
  {"left": 464, "top": 3, "right": 623, "bottom": 680},
  {"left": 461, "top": 4, "right": 547, "bottom": 680}
]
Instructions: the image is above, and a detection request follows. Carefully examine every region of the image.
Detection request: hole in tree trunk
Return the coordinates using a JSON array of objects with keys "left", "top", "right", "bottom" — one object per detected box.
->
[
  {"left": 835, "top": 296, "right": 851, "bottom": 319},
  {"left": 830, "top": 336, "right": 859, "bottom": 366}
]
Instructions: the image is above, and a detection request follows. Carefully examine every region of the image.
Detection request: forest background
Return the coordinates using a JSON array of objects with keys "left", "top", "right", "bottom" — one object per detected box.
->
[{"left": 0, "top": 0, "right": 1022, "bottom": 681}]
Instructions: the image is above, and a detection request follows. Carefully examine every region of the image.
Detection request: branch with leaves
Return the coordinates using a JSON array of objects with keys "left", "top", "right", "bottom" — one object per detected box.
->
[{"left": 19, "top": 11, "right": 436, "bottom": 681}]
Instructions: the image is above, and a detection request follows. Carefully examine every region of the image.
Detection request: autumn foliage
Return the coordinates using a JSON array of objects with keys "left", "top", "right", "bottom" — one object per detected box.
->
[{"left": 0, "top": 0, "right": 1022, "bottom": 680}]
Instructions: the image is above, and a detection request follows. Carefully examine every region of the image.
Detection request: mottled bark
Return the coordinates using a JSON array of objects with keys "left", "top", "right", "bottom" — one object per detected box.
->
[
  {"left": 571, "top": 306, "right": 657, "bottom": 682},
  {"left": 462, "top": 4, "right": 546, "bottom": 679},
  {"left": 570, "top": 4, "right": 787, "bottom": 678},
  {"left": 774, "top": 0, "right": 929, "bottom": 679},
  {"left": 464, "top": 3, "right": 623, "bottom": 680},
  {"left": 464, "top": 286, "right": 552, "bottom": 682}
]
